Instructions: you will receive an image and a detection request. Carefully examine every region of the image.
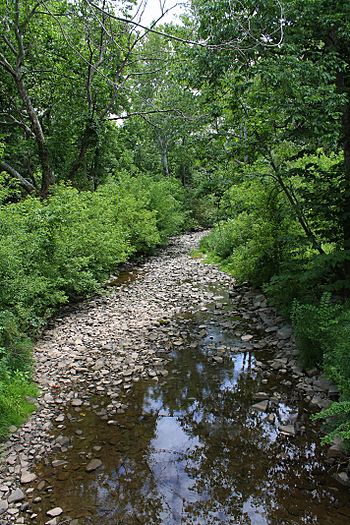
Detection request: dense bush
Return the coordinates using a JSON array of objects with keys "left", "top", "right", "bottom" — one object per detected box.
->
[
  {"left": 200, "top": 178, "right": 302, "bottom": 286},
  {"left": 291, "top": 293, "right": 339, "bottom": 369},
  {"left": 305, "top": 306, "right": 350, "bottom": 444},
  {"left": 0, "top": 174, "right": 186, "bottom": 438}
]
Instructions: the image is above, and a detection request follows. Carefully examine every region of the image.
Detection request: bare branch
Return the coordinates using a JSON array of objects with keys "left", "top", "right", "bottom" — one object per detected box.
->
[
  {"left": 0, "top": 113, "right": 35, "bottom": 138},
  {"left": 0, "top": 160, "right": 36, "bottom": 193}
]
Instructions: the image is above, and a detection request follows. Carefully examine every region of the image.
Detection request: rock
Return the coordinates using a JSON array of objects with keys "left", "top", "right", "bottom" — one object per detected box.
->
[
  {"left": 252, "top": 400, "right": 269, "bottom": 412},
  {"left": 52, "top": 460, "right": 68, "bottom": 467},
  {"left": 241, "top": 334, "right": 254, "bottom": 342},
  {"left": 276, "top": 325, "right": 292, "bottom": 340},
  {"left": 86, "top": 459, "right": 102, "bottom": 472},
  {"left": 312, "top": 376, "right": 332, "bottom": 392},
  {"left": 0, "top": 499, "right": 9, "bottom": 515},
  {"left": 253, "top": 392, "right": 269, "bottom": 401},
  {"left": 332, "top": 472, "right": 350, "bottom": 487},
  {"left": 47, "top": 507, "right": 63, "bottom": 517},
  {"left": 55, "top": 435, "right": 70, "bottom": 447},
  {"left": 279, "top": 424, "right": 296, "bottom": 437},
  {"left": 71, "top": 399, "right": 83, "bottom": 407},
  {"left": 8, "top": 488, "right": 25, "bottom": 503},
  {"left": 327, "top": 438, "right": 346, "bottom": 459},
  {"left": 45, "top": 519, "right": 57, "bottom": 525},
  {"left": 328, "top": 385, "right": 339, "bottom": 400},
  {"left": 37, "top": 481, "right": 46, "bottom": 491},
  {"left": 21, "top": 471, "right": 37, "bottom": 484}
]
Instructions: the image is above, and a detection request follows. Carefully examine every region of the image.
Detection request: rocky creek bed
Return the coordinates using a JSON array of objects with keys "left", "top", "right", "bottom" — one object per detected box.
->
[{"left": 0, "top": 231, "right": 350, "bottom": 525}]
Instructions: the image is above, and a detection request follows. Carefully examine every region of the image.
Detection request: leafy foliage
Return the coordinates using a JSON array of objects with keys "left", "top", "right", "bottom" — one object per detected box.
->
[
  {"left": 0, "top": 174, "right": 186, "bottom": 438},
  {"left": 291, "top": 293, "right": 339, "bottom": 368}
]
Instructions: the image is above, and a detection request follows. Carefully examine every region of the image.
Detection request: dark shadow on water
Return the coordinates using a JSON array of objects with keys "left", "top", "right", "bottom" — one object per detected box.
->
[{"left": 28, "top": 302, "right": 350, "bottom": 525}]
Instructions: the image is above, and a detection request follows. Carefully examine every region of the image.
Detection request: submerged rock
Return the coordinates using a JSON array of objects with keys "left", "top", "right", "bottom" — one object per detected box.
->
[{"left": 86, "top": 459, "right": 102, "bottom": 472}]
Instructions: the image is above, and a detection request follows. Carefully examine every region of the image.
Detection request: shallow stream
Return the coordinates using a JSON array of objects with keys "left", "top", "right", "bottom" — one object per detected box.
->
[{"left": 22, "top": 281, "right": 350, "bottom": 525}]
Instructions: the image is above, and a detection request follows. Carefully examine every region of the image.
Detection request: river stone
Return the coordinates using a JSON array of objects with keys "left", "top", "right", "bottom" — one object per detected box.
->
[
  {"left": 0, "top": 499, "right": 8, "bottom": 514},
  {"left": 279, "top": 424, "right": 296, "bottom": 437},
  {"left": 86, "top": 459, "right": 102, "bottom": 472},
  {"left": 56, "top": 435, "right": 70, "bottom": 447},
  {"left": 71, "top": 399, "right": 83, "bottom": 407},
  {"left": 47, "top": 507, "right": 63, "bottom": 517},
  {"left": 8, "top": 488, "right": 25, "bottom": 503},
  {"left": 253, "top": 392, "right": 269, "bottom": 401},
  {"left": 52, "top": 460, "right": 68, "bottom": 467},
  {"left": 241, "top": 334, "right": 254, "bottom": 342},
  {"left": 37, "top": 481, "right": 46, "bottom": 491},
  {"left": 252, "top": 400, "right": 269, "bottom": 412},
  {"left": 21, "top": 471, "right": 37, "bottom": 484},
  {"left": 276, "top": 325, "right": 292, "bottom": 340},
  {"left": 45, "top": 519, "right": 57, "bottom": 525},
  {"left": 332, "top": 472, "right": 350, "bottom": 487}
]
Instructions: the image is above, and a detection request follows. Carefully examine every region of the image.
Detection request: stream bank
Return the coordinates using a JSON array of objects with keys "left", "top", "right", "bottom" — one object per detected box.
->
[{"left": 0, "top": 232, "right": 349, "bottom": 524}]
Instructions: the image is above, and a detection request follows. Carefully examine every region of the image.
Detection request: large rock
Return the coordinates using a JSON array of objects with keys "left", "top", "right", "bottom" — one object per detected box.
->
[
  {"left": 20, "top": 471, "right": 37, "bottom": 484},
  {"left": 332, "top": 472, "right": 350, "bottom": 487},
  {"left": 8, "top": 488, "right": 25, "bottom": 503}
]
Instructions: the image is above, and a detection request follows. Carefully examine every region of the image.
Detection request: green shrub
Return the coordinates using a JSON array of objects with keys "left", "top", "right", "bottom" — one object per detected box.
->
[
  {"left": 324, "top": 308, "right": 350, "bottom": 398},
  {"left": 291, "top": 293, "right": 339, "bottom": 369},
  {"left": 0, "top": 373, "right": 37, "bottom": 439},
  {"left": 313, "top": 402, "right": 350, "bottom": 445},
  {"left": 310, "top": 307, "right": 350, "bottom": 445},
  {"left": 0, "top": 173, "right": 186, "bottom": 439},
  {"left": 200, "top": 178, "right": 300, "bottom": 286}
]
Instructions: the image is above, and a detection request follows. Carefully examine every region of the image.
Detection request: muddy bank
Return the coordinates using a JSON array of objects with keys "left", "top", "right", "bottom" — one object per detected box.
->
[{"left": 0, "top": 232, "right": 349, "bottom": 524}]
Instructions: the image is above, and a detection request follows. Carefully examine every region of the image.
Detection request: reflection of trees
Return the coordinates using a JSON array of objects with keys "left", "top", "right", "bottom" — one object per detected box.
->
[
  {"left": 38, "top": 385, "right": 164, "bottom": 525},
  {"left": 38, "top": 316, "right": 350, "bottom": 525},
  {"left": 143, "top": 318, "right": 346, "bottom": 525}
]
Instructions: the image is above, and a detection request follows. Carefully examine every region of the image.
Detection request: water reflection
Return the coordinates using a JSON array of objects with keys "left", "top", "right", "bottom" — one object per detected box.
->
[{"left": 32, "top": 316, "right": 350, "bottom": 525}]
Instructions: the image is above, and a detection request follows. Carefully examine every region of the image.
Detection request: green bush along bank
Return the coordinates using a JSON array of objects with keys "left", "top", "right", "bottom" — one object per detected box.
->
[{"left": 0, "top": 174, "right": 186, "bottom": 439}]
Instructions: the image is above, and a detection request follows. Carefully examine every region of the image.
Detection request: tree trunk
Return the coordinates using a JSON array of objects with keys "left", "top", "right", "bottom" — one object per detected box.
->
[
  {"left": 16, "top": 76, "right": 54, "bottom": 198},
  {"left": 158, "top": 136, "right": 170, "bottom": 177},
  {"left": 68, "top": 122, "right": 98, "bottom": 183}
]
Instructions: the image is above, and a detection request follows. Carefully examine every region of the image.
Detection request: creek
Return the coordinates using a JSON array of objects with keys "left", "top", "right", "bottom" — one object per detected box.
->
[{"left": 25, "top": 284, "right": 350, "bottom": 524}]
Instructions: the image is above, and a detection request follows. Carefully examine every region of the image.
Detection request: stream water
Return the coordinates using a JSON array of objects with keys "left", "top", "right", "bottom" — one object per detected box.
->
[{"left": 24, "top": 283, "right": 350, "bottom": 525}]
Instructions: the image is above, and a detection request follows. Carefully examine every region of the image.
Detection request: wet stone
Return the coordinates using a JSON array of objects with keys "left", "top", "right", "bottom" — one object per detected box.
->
[
  {"left": 252, "top": 400, "right": 269, "bottom": 412},
  {"left": 46, "top": 507, "right": 63, "bottom": 517},
  {"left": 86, "top": 459, "right": 102, "bottom": 472},
  {"left": 279, "top": 424, "right": 296, "bottom": 437}
]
